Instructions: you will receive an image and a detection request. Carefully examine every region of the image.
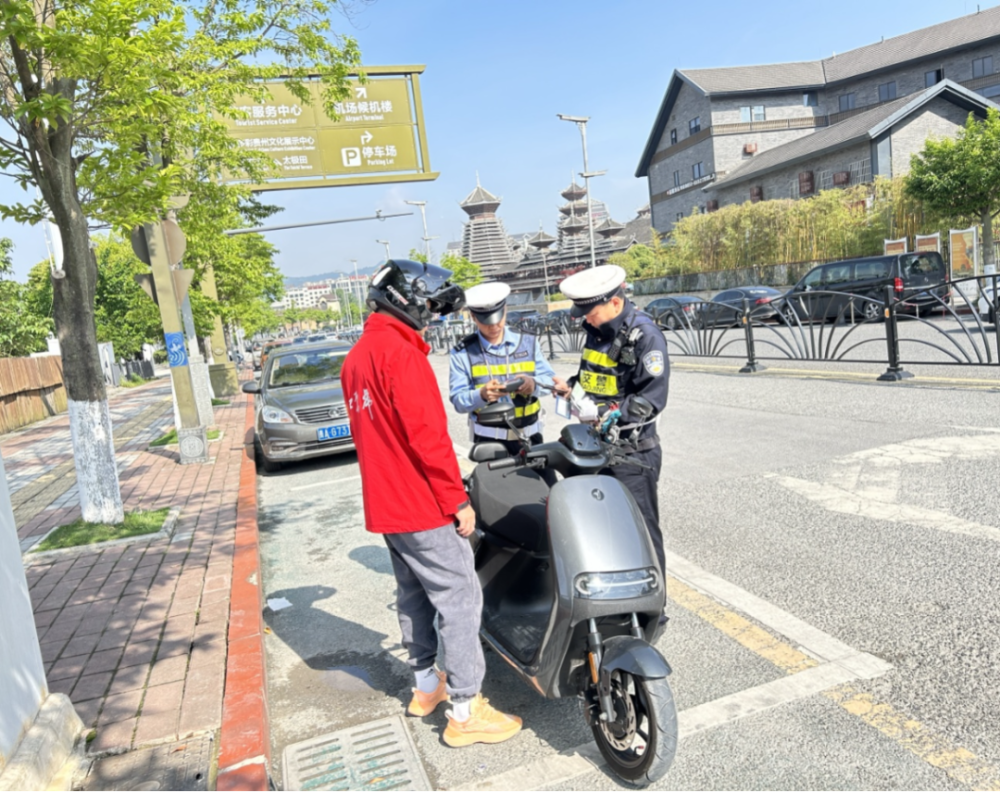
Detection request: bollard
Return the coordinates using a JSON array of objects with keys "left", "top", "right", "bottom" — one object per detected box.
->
[
  {"left": 546, "top": 323, "right": 559, "bottom": 361},
  {"left": 877, "top": 284, "right": 913, "bottom": 381},
  {"left": 738, "top": 297, "right": 765, "bottom": 373}
]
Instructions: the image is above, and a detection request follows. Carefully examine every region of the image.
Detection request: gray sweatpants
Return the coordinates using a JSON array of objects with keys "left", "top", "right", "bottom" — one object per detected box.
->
[{"left": 384, "top": 525, "right": 486, "bottom": 700}]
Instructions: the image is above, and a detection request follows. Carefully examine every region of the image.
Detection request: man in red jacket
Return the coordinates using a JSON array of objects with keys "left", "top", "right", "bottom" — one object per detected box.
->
[{"left": 342, "top": 259, "right": 522, "bottom": 748}]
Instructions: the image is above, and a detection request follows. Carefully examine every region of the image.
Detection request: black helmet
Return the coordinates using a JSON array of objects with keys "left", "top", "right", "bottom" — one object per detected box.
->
[{"left": 367, "top": 259, "right": 466, "bottom": 330}]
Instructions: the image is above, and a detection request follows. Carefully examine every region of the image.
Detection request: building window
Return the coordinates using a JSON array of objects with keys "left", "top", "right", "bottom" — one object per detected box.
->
[
  {"left": 878, "top": 81, "right": 897, "bottom": 102},
  {"left": 803, "top": 91, "right": 818, "bottom": 107},
  {"left": 973, "top": 56, "right": 993, "bottom": 78},
  {"left": 689, "top": 117, "right": 701, "bottom": 135},
  {"left": 670, "top": 128, "right": 677, "bottom": 145},
  {"left": 739, "top": 105, "right": 766, "bottom": 122},
  {"left": 673, "top": 170, "right": 681, "bottom": 187},
  {"left": 925, "top": 68, "right": 943, "bottom": 87},
  {"left": 839, "top": 93, "right": 856, "bottom": 112},
  {"left": 692, "top": 162, "right": 704, "bottom": 179}
]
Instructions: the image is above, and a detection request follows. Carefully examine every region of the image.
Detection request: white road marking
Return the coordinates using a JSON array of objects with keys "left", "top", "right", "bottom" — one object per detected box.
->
[
  {"left": 456, "top": 553, "right": 891, "bottom": 791},
  {"left": 769, "top": 474, "right": 1000, "bottom": 544},
  {"left": 289, "top": 474, "right": 361, "bottom": 491}
]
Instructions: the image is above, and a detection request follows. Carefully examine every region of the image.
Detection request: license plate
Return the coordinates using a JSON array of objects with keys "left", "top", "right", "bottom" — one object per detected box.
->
[{"left": 317, "top": 424, "right": 351, "bottom": 441}]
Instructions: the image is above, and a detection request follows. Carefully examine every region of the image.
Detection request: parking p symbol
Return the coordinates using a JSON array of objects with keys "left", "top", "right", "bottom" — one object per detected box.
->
[{"left": 341, "top": 147, "right": 361, "bottom": 167}]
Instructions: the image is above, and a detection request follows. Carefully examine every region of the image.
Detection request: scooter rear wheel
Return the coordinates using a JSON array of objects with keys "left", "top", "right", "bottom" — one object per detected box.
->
[{"left": 590, "top": 670, "right": 677, "bottom": 787}]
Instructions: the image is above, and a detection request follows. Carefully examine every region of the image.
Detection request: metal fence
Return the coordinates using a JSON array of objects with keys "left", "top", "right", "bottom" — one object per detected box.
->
[
  {"left": 507, "top": 275, "right": 999, "bottom": 380},
  {"left": 641, "top": 274, "right": 999, "bottom": 380}
]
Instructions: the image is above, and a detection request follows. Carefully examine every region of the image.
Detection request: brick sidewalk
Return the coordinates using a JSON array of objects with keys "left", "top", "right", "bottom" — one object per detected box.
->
[{"left": 9, "top": 376, "right": 251, "bottom": 756}]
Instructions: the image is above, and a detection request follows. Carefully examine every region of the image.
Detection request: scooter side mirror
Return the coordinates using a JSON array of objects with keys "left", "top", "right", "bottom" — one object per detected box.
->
[
  {"left": 477, "top": 401, "right": 516, "bottom": 428},
  {"left": 629, "top": 396, "right": 655, "bottom": 421}
]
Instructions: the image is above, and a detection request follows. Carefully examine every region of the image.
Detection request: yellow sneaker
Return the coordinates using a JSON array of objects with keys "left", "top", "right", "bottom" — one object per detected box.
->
[
  {"left": 407, "top": 671, "right": 448, "bottom": 717},
  {"left": 443, "top": 694, "right": 522, "bottom": 747}
]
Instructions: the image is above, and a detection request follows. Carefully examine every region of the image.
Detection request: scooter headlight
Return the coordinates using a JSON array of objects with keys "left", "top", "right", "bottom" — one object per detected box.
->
[{"left": 574, "top": 568, "right": 659, "bottom": 600}]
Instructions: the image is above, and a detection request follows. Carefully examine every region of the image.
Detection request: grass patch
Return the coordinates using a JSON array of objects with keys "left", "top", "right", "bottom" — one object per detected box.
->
[
  {"left": 33, "top": 508, "right": 171, "bottom": 552},
  {"left": 150, "top": 428, "right": 221, "bottom": 447},
  {"left": 211, "top": 398, "right": 230, "bottom": 406},
  {"left": 120, "top": 374, "right": 151, "bottom": 389}
]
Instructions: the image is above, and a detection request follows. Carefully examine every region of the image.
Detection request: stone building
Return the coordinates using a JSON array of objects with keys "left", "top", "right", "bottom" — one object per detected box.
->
[{"left": 636, "top": 7, "right": 1000, "bottom": 235}]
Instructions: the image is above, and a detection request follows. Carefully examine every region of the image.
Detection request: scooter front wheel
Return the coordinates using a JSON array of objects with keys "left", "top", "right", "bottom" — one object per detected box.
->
[{"left": 590, "top": 670, "right": 677, "bottom": 787}]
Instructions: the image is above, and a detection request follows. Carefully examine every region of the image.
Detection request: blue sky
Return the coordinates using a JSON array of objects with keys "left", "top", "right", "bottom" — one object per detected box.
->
[{"left": 0, "top": 0, "right": 989, "bottom": 281}]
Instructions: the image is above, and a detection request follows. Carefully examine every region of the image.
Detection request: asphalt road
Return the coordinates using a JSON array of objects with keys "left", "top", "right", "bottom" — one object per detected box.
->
[{"left": 256, "top": 347, "right": 1000, "bottom": 791}]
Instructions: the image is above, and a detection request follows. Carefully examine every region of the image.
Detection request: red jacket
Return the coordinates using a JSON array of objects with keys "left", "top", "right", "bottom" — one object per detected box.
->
[{"left": 342, "top": 312, "right": 468, "bottom": 534}]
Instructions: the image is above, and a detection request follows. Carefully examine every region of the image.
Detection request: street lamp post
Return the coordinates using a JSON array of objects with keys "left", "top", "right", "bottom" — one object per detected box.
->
[
  {"left": 351, "top": 258, "right": 364, "bottom": 324},
  {"left": 376, "top": 239, "right": 391, "bottom": 260},
  {"left": 404, "top": 200, "right": 439, "bottom": 261},
  {"left": 557, "top": 114, "right": 602, "bottom": 269}
]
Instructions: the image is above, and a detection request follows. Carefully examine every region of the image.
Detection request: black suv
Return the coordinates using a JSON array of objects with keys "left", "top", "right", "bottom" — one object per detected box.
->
[{"left": 783, "top": 252, "right": 949, "bottom": 323}]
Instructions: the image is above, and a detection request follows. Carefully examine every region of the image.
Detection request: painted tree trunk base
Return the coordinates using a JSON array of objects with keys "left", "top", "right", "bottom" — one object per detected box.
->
[{"left": 67, "top": 398, "right": 124, "bottom": 524}]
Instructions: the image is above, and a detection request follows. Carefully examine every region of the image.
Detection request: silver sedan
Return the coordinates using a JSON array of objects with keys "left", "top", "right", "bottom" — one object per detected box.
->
[{"left": 242, "top": 342, "right": 355, "bottom": 472}]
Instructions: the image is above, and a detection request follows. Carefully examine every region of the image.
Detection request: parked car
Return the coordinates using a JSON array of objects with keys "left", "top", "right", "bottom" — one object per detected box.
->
[
  {"left": 259, "top": 338, "right": 292, "bottom": 371},
  {"left": 544, "top": 308, "right": 582, "bottom": 332},
  {"left": 243, "top": 341, "right": 354, "bottom": 472},
  {"left": 782, "top": 252, "right": 949, "bottom": 323},
  {"left": 644, "top": 296, "right": 702, "bottom": 330},
  {"left": 980, "top": 280, "right": 998, "bottom": 324},
  {"left": 700, "top": 287, "right": 783, "bottom": 327},
  {"left": 252, "top": 344, "right": 263, "bottom": 371}
]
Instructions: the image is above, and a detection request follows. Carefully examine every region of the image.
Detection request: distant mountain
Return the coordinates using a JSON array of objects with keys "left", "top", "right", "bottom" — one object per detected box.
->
[{"left": 283, "top": 265, "right": 379, "bottom": 287}]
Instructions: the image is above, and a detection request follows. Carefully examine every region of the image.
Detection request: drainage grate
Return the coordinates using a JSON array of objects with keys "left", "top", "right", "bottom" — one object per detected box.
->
[{"left": 283, "top": 715, "right": 430, "bottom": 791}]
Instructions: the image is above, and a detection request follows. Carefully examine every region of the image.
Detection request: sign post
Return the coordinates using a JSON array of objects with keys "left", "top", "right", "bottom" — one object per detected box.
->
[
  {"left": 136, "top": 219, "right": 209, "bottom": 464},
  {"left": 949, "top": 227, "right": 980, "bottom": 308}
]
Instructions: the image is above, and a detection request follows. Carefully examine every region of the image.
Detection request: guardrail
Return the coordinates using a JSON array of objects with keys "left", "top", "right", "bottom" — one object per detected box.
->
[{"left": 502, "top": 275, "right": 1000, "bottom": 381}]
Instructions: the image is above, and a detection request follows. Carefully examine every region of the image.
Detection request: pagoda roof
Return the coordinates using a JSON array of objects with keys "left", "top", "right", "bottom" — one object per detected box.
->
[
  {"left": 558, "top": 199, "right": 590, "bottom": 216},
  {"left": 527, "top": 229, "right": 557, "bottom": 249},
  {"left": 460, "top": 183, "right": 502, "bottom": 214},
  {"left": 595, "top": 218, "right": 625, "bottom": 237},
  {"left": 560, "top": 213, "right": 587, "bottom": 232},
  {"left": 561, "top": 180, "right": 587, "bottom": 200}
]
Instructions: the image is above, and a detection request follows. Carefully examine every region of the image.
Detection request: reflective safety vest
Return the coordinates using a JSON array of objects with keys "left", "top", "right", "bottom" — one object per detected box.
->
[
  {"left": 461, "top": 332, "right": 541, "bottom": 430},
  {"left": 577, "top": 309, "right": 658, "bottom": 407}
]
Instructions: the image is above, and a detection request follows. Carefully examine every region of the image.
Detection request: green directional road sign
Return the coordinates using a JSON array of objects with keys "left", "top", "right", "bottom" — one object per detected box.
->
[{"left": 221, "top": 66, "right": 436, "bottom": 191}]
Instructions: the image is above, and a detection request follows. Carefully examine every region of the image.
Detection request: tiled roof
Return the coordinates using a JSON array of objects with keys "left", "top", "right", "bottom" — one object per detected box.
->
[
  {"left": 679, "top": 6, "right": 1000, "bottom": 95},
  {"left": 823, "top": 7, "right": 1000, "bottom": 83},
  {"left": 680, "top": 61, "right": 824, "bottom": 94},
  {"left": 712, "top": 80, "right": 995, "bottom": 188},
  {"left": 460, "top": 184, "right": 501, "bottom": 206}
]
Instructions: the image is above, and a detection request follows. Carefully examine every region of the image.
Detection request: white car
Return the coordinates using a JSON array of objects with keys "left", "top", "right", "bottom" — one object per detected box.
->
[{"left": 979, "top": 281, "right": 998, "bottom": 325}]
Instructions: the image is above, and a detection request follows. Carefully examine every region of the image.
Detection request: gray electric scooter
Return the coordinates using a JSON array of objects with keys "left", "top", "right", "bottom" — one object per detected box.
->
[{"left": 466, "top": 395, "right": 677, "bottom": 786}]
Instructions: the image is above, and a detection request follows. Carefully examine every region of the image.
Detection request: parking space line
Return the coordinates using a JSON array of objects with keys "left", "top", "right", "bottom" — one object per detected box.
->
[
  {"left": 767, "top": 473, "right": 1000, "bottom": 544},
  {"left": 289, "top": 474, "right": 361, "bottom": 491},
  {"left": 825, "top": 687, "right": 1000, "bottom": 792}
]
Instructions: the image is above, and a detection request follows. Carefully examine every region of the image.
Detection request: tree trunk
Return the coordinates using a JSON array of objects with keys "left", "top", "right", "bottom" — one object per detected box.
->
[
  {"left": 50, "top": 188, "right": 124, "bottom": 524},
  {"left": 982, "top": 210, "right": 996, "bottom": 273}
]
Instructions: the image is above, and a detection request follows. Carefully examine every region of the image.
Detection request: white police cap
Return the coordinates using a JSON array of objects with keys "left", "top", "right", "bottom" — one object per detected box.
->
[
  {"left": 464, "top": 282, "right": 511, "bottom": 325},
  {"left": 561, "top": 265, "right": 627, "bottom": 317}
]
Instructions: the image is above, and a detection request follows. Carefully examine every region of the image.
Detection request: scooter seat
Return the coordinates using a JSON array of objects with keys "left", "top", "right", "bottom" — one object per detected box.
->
[{"left": 469, "top": 467, "right": 549, "bottom": 554}]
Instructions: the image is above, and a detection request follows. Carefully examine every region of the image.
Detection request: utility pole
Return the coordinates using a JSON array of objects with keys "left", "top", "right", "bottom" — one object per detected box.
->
[{"left": 376, "top": 239, "right": 391, "bottom": 260}]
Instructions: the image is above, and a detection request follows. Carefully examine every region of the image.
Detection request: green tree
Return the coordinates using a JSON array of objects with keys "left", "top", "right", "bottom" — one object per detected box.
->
[
  {"left": 408, "top": 248, "right": 482, "bottom": 289},
  {"left": 91, "top": 236, "right": 165, "bottom": 357},
  {"left": 440, "top": 252, "right": 481, "bottom": 289},
  {"left": 0, "top": 240, "right": 52, "bottom": 357},
  {"left": 0, "top": 0, "right": 362, "bottom": 521},
  {"left": 906, "top": 108, "right": 1000, "bottom": 270}
]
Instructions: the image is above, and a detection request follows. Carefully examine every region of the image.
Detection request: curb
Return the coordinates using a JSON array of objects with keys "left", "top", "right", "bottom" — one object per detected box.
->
[
  {"left": 0, "top": 693, "right": 83, "bottom": 791},
  {"left": 217, "top": 395, "right": 271, "bottom": 791}
]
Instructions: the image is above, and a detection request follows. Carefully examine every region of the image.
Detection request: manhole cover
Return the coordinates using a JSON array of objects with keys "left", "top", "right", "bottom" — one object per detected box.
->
[
  {"left": 81, "top": 735, "right": 211, "bottom": 791},
  {"left": 282, "top": 715, "right": 430, "bottom": 791}
]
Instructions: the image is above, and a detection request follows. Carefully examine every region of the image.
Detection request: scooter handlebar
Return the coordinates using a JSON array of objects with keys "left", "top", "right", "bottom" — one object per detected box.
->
[{"left": 487, "top": 457, "right": 519, "bottom": 471}]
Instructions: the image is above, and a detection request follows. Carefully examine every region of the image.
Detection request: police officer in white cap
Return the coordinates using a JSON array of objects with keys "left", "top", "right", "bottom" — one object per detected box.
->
[
  {"left": 449, "top": 282, "right": 556, "bottom": 456},
  {"left": 553, "top": 264, "right": 670, "bottom": 575}
]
